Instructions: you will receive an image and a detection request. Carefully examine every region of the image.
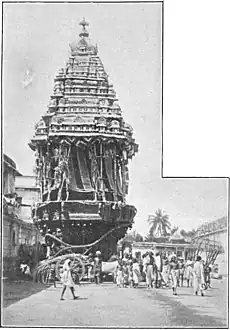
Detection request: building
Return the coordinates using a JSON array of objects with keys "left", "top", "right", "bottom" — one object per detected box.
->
[
  {"left": 2, "top": 154, "right": 41, "bottom": 277},
  {"left": 132, "top": 218, "right": 228, "bottom": 277},
  {"left": 15, "top": 176, "right": 40, "bottom": 221},
  {"left": 28, "top": 19, "right": 138, "bottom": 260},
  {"left": 132, "top": 232, "right": 193, "bottom": 260},
  {"left": 3, "top": 154, "right": 22, "bottom": 194}
]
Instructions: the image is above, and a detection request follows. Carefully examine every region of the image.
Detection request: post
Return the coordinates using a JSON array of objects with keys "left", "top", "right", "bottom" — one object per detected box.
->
[
  {"left": 93, "top": 144, "right": 98, "bottom": 201},
  {"left": 38, "top": 145, "right": 43, "bottom": 200},
  {"left": 100, "top": 142, "right": 103, "bottom": 190},
  {"left": 121, "top": 160, "right": 125, "bottom": 201},
  {"left": 114, "top": 145, "right": 117, "bottom": 201}
]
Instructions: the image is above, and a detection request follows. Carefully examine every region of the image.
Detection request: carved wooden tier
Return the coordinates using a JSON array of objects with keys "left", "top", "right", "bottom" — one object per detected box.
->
[{"left": 29, "top": 20, "right": 138, "bottom": 258}]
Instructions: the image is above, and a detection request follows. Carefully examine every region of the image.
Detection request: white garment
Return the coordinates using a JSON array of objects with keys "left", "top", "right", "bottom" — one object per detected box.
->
[
  {"left": 146, "top": 265, "right": 155, "bottom": 286},
  {"left": 133, "top": 263, "right": 141, "bottom": 285},
  {"left": 171, "top": 269, "right": 178, "bottom": 288},
  {"left": 88, "top": 263, "right": 94, "bottom": 279},
  {"left": 155, "top": 255, "right": 161, "bottom": 271},
  {"left": 162, "top": 264, "right": 170, "bottom": 284},
  {"left": 186, "top": 260, "right": 193, "bottom": 267},
  {"left": 143, "top": 256, "right": 149, "bottom": 273},
  {"left": 193, "top": 261, "right": 204, "bottom": 280},
  {"left": 193, "top": 261, "right": 204, "bottom": 294},
  {"left": 193, "top": 276, "right": 203, "bottom": 294},
  {"left": 46, "top": 246, "right": 51, "bottom": 259},
  {"left": 116, "top": 269, "right": 123, "bottom": 286},
  {"left": 169, "top": 253, "right": 176, "bottom": 262},
  {"left": 61, "top": 259, "right": 75, "bottom": 287},
  {"left": 185, "top": 265, "right": 193, "bottom": 280},
  {"left": 20, "top": 264, "right": 31, "bottom": 276}
]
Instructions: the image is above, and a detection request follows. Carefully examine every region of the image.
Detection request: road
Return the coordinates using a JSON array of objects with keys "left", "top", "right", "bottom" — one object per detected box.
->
[{"left": 3, "top": 278, "right": 228, "bottom": 327}]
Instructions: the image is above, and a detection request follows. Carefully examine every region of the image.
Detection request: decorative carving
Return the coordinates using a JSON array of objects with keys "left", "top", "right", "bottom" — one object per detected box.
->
[
  {"left": 74, "top": 116, "right": 84, "bottom": 123},
  {"left": 54, "top": 166, "right": 62, "bottom": 189},
  {"left": 48, "top": 98, "right": 57, "bottom": 107},
  {"left": 97, "top": 117, "right": 107, "bottom": 126},
  {"left": 123, "top": 122, "right": 133, "bottom": 132},
  {"left": 110, "top": 120, "right": 120, "bottom": 128},
  {"left": 58, "top": 98, "right": 66, "bottom": 105},
  {"left": 29, "top": 19, "right": 138, "bottom": 253},
  {"left": 74, "top": 116, "right": 94, "bottom": 125},
  {"left": 57, "top": 117, "right": 64, "bottom": 124}
]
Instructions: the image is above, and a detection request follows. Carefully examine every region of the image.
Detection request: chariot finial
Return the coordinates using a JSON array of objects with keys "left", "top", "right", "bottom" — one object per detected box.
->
[{"left": 79, "top": 18, "right": 89, "bottom": 38}]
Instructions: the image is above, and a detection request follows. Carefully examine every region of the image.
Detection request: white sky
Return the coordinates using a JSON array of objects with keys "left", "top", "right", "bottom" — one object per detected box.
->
[{"left": 3, "top": 3, "right": 228, "bottom": 236}]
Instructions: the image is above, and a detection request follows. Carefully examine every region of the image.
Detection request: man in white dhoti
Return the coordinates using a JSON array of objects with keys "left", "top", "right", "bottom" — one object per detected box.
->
[
  {"left": 145, "top": 252, "right": 155, "bottom": 289},
  {"left": 142, "top": 253, "right": 149, "bottom": 275},
  {"left": 161, "top": 258, "right": 170, "bottom": 287},
  {"left": 60, "top": 259, "right": 78, "bottom": 300},
  {"left": 132, "top": 259, "right": 141, "bottom": 288},
  {"left": 185, "top": 257, "right": 193, "bottom": 288},
  {"left": 155, "top": 252, "right": 162, "bottom": 288},
  {"left": 169, "top": 257, "right": 179, "bottom": 295},
  {"left": 193, "top": 256, "right": 205, "bottom": 296}
]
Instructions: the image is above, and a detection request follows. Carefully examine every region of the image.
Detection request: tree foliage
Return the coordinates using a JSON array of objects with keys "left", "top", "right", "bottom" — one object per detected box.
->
[
  {"left": 170, "top": 225, "right": 179, "bottom": 235},
  {"left": 180, "top": 228, "right": 196, "bottom": 238},
  {"left": 147, "top": 209, "right": 171, "bottom": 238}
]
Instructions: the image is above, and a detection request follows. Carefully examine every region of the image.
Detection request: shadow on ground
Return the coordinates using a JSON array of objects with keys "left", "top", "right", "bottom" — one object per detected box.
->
[
  {"left": 149, "top": 289, "right": 227, "bottom": 328},
  {"left": 3, "top": 280, "right": 48, "bottom": 308}
]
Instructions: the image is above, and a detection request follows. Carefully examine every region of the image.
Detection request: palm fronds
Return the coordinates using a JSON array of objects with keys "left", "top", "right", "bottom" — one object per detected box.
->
[{"left": 148, "top": 209, "right": 171, "bottom": 237}]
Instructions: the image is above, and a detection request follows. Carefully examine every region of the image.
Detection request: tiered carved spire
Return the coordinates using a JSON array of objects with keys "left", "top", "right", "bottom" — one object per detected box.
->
[{"left": 29, "top": 19, "right": 138, "bottom": 206}]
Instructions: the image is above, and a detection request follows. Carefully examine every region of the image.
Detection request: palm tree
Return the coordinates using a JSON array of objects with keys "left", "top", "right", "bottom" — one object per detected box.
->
[{"left": 148, "top": 209, "right": 171, "bottom": 237}]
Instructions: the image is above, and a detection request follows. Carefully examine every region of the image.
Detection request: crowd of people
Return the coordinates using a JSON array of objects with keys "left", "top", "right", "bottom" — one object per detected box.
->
[
  {"left": 113, "top": 252, "right": 212, "bottom": 297},
  {"left": 58, "top": 250, "right": 212, "bottom": 300}
]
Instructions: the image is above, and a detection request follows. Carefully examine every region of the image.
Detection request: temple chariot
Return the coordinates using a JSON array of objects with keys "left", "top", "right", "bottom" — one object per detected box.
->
[{"left": 29, "top": 18, "right": 138, "bottom": 278}]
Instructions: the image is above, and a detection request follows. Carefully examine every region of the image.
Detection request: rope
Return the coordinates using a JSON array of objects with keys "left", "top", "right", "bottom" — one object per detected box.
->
[
  {"left": 45, "top": 233, "right": 72, "bottom": 247},
  {"left": 52, "top": 223, "right": 129, "bottom": 258}
]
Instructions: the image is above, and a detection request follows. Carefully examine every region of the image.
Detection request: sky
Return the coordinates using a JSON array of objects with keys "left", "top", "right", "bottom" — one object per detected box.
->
[{"left": 3, "top": 2, "right": 228, "bottom": 236}]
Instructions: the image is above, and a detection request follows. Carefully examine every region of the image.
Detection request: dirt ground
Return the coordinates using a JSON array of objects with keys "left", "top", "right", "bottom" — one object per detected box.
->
[{"left": 3, "top": 278, "right": 228, "bottom": 328}]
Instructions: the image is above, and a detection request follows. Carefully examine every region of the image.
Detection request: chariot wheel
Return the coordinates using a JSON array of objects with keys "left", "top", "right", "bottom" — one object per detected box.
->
[
  {"left": 41, "top": 269, "right": 50, "bottom": 285},
  {"left": 55, "top": 254, "right": 86, "bottom": 283},
  {"left": 42, "top": 264, "right": 56, "bottom": 285}
]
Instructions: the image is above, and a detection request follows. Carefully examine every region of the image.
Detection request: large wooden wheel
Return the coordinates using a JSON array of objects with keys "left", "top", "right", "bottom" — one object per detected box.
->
[
  {"left": 55, "top": 254, "right": 86, "bottom": 283},
  {"left": 41, "top": 267, "right": 51, "bottom": 285}
]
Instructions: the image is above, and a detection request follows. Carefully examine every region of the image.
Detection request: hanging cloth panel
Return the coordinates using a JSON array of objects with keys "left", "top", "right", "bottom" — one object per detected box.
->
[
  {"left": 68, "top": 154, "right": 82, "bottom": 191},
  {"left": 120, "top": 162, "right": 126, "bottom": 195},
  {"left": 76, "top": 147, "right": 93, "bottom": 191},
  {"left": 104, "top": 148, "right": 115, "bottom": 191},
  {"left": 102, "top": 159, "right": 110, "bottom": 191},
  {"left": 89, "top": 145, "right": 100, "bottom": 190},
  {"left": 125, "top": 166, "right": 129, "bottom": 195},
  {"left": 116, "top": 167, "right": 123, "bottom": 196}
]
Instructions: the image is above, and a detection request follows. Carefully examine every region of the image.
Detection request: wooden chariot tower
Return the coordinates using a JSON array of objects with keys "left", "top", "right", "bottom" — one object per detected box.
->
[{"left": 29, "top": 19, "right": 138, "bottom": 260}]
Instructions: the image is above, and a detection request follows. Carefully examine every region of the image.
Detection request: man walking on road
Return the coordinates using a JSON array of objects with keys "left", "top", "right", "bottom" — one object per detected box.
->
[
  {"left": 193, "top": 256, "right": 205, "bottom": 296},
  {"left": 169, "top": 256, "right": 179, "bottom": 295},
  {"left": 60, "top": 259, "right": 78, "bottom": 300}
]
